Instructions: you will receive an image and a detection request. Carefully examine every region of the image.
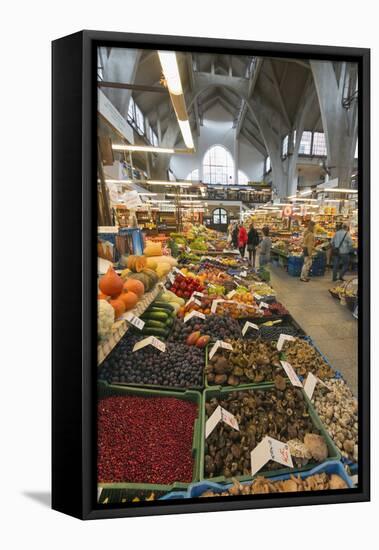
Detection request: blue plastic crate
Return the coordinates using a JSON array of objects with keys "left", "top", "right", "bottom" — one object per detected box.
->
[{"left": 187, "top": 460, "right": 353, "bottom": 497}]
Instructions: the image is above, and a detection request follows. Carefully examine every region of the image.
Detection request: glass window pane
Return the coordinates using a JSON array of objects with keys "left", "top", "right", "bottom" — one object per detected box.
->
[
  {"left": 299, "top": 131, "right": 312, "bottom": 155},
  {"left": 312, "top": 132, "right": 327, "bottom": 156},
  {"left": 203, "top": 145, "right": 234, "bottom": 185},
  {"left": 282, "top": 135, "right": 289, "bottom": 157}
]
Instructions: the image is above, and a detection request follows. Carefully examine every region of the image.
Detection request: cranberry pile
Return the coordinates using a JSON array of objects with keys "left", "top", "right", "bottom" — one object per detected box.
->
[{"left": 98, "top": 395, "right": 197, "bottom": 484}]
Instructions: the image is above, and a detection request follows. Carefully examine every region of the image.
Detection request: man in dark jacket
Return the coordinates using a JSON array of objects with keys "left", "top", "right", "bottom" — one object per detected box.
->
[
  {"left": 232, "top": 223, "right": 239, "bottom": 249},
  {"left": 247, "top": 222, "right": 260, "bottom": 267}
]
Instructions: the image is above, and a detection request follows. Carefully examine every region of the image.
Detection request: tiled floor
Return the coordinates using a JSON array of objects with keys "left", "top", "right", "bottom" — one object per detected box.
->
[{"left": 268, "top": 264, "right": 358, "bottom": 394}]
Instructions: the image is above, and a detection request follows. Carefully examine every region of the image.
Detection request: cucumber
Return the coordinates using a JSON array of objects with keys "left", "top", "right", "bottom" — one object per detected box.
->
[
  {"left": 152, "top": 301, "right": 175, "bottom": 312},
  {"left": 165, "top": 317, "right": 174, "bottom": 327},
  {"left": 141, "top": 310, "right": 169, "bottom": 321},
  {"left": 144, "top": 320, "right": 167, "bottom": 330}
]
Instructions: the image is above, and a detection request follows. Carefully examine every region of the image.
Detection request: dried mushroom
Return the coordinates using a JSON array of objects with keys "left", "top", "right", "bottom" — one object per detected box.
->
[{"left": 281, "top": 338, "right": 334, "bottom": 380}]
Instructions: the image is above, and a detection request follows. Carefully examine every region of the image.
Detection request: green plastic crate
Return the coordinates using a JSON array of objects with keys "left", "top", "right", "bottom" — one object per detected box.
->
[
  {"left": 97, "top": 382, "right": 203, "bottom": 494},
  {"left": 200, "top": 382, "right": 340, "bottom": 483}
]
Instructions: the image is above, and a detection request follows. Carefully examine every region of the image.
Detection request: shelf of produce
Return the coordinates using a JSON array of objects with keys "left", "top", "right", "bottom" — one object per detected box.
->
[{"left": 97, "top": 279, "right": 166, "bottom": 367}]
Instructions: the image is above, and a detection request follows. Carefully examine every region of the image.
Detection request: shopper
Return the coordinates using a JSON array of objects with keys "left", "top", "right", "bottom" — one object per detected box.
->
[
  {"left": 331, "top": 223, "right": 353, "bottom": 281},
  {"left": 259, "top": 226, "right": 272, "bottom": 266},
  {"left": 300, "top": 220, "right": 315, "bottom": 282},
  {"left": 238, "top": 223, "right": 248, "bottom": 258},
  {"left": 232, "top": 223, "right": 239, "bottom": 249},
  {"left": 247, "top": 222, "right": 260, "bottom": 267},
  {"left": 227, "top": 222, "right": 234, "bottom": 247}
]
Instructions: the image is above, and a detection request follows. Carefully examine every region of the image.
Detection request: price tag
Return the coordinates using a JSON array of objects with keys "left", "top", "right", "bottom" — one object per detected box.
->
[
  {"left": 122, "top": 312, "right": 145, "bottom": 330},
  {"left": 259, "top": 301, "right": 269, "bottom": 309},
  {"left": 226, "top": 290, "right": 236, "bottom": 299},
  {"left": 277, "top": 333, "right": 295, "bottom": 351},
  {"left": 240, "top": 271, "right": 247, "bottom": 277},
  {"left": 235, "top": 275, "right": 243, "bottom": 282},
  {"left": 184, "top": 310, "right": 206, "bottom": 323},
  {"left": 211, "top": 299, "right": 222, "bottom": 313},
  {"left": 191, "top": 291, "right": 204, "bottom": 299},
  {"left": 132, "top": 336, "right": 166, "bottom": 353},
  {"left": 253, "top": 293, "right": 262, "bottom": 300},
  {"left": 97, "top": 487, "right": 103, "bottom": 502},
  {"left": 185, "top": 246, "right": 191, "bottom": 253},
  {"left": 186, "top": 296, "right": 202, "bottom": 308},
  {"left": 280, "top": 360, "right": 303, "bottom": 387},
  {"left": 242, "top": 321, "right": 259, "bottom": 336},
  {"left": 205, "top": 405, "right": 239, "bottom": 438},
  {"left": 168, "top": 272, "right": 175, "bottom": 284},
  {"left": 250, "top": 436, "right": 293, "bottom": 476},
  {"left": 173, "top": 267, "right": 184, "bottom": 276},
  {"left": 208, "top": 339, "right": 233, "bottom": 360},
  {"left": 303, "top": 372, "right": 330, "bottom": 398}
]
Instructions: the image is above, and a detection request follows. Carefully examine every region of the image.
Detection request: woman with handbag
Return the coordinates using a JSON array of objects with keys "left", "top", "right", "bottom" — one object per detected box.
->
[
  {"left": 331, "top": 224, "right": 353, "bottom": 281},
  {"left": 300, "top": 220, "right": 315, "bottom": 282}
]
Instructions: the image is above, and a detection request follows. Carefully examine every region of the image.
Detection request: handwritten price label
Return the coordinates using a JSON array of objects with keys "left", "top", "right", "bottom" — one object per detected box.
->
[
  {"left": 205, "top": 406, "right": 239, "bottom": 438},
  {"left": 250, "top": 436, "right": 293, "bottom": 476},
  {"left": 280, "top": 360, "right": 303, "bottom": 387},
  {"left": 259, "top": 301, "right": 269, "bottom": 309},
  {"left": 208, "top": 340, "right": 233, "bottom": 360},
  {"left": 168, "top": 272, "right": 175, "bottom": 284},
  {"left": 277, "top": 333, "right": 295, "bottom": 351},
  {"left": 303, "top": 372, "right": 330, "bottom": 398},
  {"left": 184, "top": 310, "right": 206, "bottom": 323},
  {"left": 132, "top": 336, "right": 166, "bottom": 353},
  {"left": 242, "top": 321, "right": 259, "bottom": 336},
  {"left": 122, "top": 312, "right": 145, "bottom": 330},
  {"left": 186, "top": 296, "right": 202, "bottom": 308}
]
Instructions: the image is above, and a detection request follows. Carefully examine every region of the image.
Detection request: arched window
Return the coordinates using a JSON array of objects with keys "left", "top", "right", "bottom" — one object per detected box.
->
[
  {"left": 212, "top": 208, "right": 228, "bottom": 225},
  {"left": 238, "top": 170, "right": 249, "bottom": 185},
  {"left": 185, "top": 169, "right": 199, "bottom": 182},
  {"left": 203, "top": 145, "right": 234, "bottom": 185}
]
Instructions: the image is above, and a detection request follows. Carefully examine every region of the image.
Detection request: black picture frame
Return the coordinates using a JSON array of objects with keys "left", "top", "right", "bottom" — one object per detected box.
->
[{"left": 52, "top": 30, "right": 370, "bottom": 520}]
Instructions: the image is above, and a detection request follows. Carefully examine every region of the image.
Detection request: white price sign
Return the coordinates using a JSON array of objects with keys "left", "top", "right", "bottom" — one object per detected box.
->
[
  {"left": 240, "top": 271, "right": 247, "bottom": 277},
  {"left": 205, "top": 405, "right": 239, "bottom": 438},
  {"left": 277, "top": 333, "right": 295, "bottom": 351},
  {"left": 208, "top": 340, "right": 233, "bottom": 360},
  {"left": 226, "top": 290, "right": 236, "bottom": 299},
  {"left": 259, "top": 301, "right": 269, "bottom": 309},
  {"left": 242, "top": 321, "right": 259, "bottom": 336},
  {"left": 303, "top": 372, "right": 330, "bottom": 398},
  {"left": 122, "top": 312, "right": 145, "bottom": 330},
  {"left": 132, "top": 336, "right": 166, "bottom": 353},
  {"left": 186, "top": 296, "right": 202, "bottom": 308},
  {"left": 173, "top": 267, "right": 184, "bottom": 276},
  {"left": 191, "top": 291, "right": 204, "bottom": 299},
  {"left": 168, "top": 272, "right": 175, "bottom": 284},
  {"left": 250, "top": 436, "right": 293, "bottom": 476},
  {"left": 280, "top": 360, "right": 303, "bottom": 388},
  {"left": 184, "top": 310, "right": 206, "bottom": 323},
  {"left": 253, "top": 293, "right": 262, "bottom": 300},
  {"left": 211, "top": 299, "right": 222, "bottom": 314}
]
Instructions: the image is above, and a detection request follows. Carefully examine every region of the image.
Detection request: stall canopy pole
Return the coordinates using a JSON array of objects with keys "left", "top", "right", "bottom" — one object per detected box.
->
[{"left": 97, "top": 139, "right": 113, "bottom": 226}]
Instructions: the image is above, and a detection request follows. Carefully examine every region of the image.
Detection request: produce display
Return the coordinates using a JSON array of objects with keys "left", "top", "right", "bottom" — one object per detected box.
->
[
  {"left": 99, "top": 334, "right": 204, "bottom": 389},
  {"left": 197, "top": 472, "right": 348, "bottom": 497},
  {"left": 312, "top": 379, "right": 358, "bottom": 461},
  {"left": 98, "top": 394, "right": 197, "bottom": 484},
  {"left": 205, "top": 339, "right": 283, "bottom": 386},
  {"left": 281, "top": 338, "right": 334, "bottom": 380},
  {"left": 204, "top": 385, "right": 330, "bottom": 479},
  {"left": 168, "top": 314, "right": 242, "bottom": 344},
  {"left": 96, "top": 225, "right": 358, "bottom": 503}
]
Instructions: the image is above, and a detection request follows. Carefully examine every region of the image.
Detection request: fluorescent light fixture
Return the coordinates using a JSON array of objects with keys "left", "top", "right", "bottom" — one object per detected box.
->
[
  {"left": 320, "top": 188, "right": 358, "bottom": 194},
  {"left": 138, "top": 192, "right": 157, "bottom": 196},
  {"left": 105, "top": 178, "right": 132, "bottom": 184},
  {"left": 112, "top": 144, "right": 175, "bottom": 154},
  {"left": 144, "top": 180, "right": 192, "bottom": 188},
  {"left": 178, "top": 119, "right": 194, "bottom": 150},
  {"left": 147, "top": 199, "right": 172, "bottom": 204},
  {"left": 300, "top": 189, "right": 313, "bottom": 196},
  {"left": 166, "top": 193, "right": 199, "bottom": 197},
  {"left": 158, "top": 51, "right": 183, "bottom": 95}
]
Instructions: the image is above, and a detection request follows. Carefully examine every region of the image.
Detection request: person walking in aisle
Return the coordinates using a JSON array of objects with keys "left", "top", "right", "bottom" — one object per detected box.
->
[
  {"left": 247, "top": 222, "right": 260, "bottom": 267},
  {"left": 238, "top": 223, "right": 248, "bottom": 258},
  {"left": 331, "top": 223, "right": 353, "bottom": 281},
  {"left": 227, "top": 221, "right": 234, "bottom": 248},
  {"left": 300, "top": 220, "right": 315, "bottom": 282},
  {"left": 232, "top": 223, "right": 239, "bottom": 249},
  {"left": 259, "top": 226, "right": 272, "bottom": 266}
]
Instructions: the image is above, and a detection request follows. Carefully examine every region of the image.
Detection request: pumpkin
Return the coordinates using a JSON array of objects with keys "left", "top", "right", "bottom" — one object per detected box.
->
[
  {"left": 129, "top": 272, "right": 150, "bottom": 292},
  {"left": 145, "top": 258, "right": 158, "bottom": 270},
  {"left": 143, "top": 241, "right": 162, "bottom": 257},
  {"left": 119, "top": 290, "right": 138, "bottom": 311},
  {"left": 127, "top": 255, "right": 147, "bottom": 273},
  {"left": 142, "top": 268, "right": 159, "bottom": 285},
  {"left": 108, "top": 297, "right": 126, "bottom": 319},
  {"left": 123, "top": 279, "right": 144, "bottom": 298},
  {"left": 99, "top": 266, "right": 123, "bottom": 297}
]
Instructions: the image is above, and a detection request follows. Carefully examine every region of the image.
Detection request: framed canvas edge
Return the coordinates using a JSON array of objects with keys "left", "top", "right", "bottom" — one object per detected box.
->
[{"left": 53, "top": 30, "right": 370, "bottom": 520}]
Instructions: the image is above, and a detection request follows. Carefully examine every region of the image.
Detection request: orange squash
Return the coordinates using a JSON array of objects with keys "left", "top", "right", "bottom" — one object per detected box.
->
[
  {"left": 108, "top": 297, "right": 126, "bottom": 319},
  {"left": 99, "top": 267, "right": 123, "bottom": 297},
  {"left": 98, "top": 292, "right": 109, "bottom": 300},
  {"left": 123, "top": 279, "right": 144, "bottom": 298},
  {"left": 127, "top": 255, "right": 147, "bottom": 273},
  {"left": 119, "top": 290, "right": 138, "bottom": 311}
]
